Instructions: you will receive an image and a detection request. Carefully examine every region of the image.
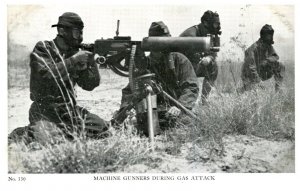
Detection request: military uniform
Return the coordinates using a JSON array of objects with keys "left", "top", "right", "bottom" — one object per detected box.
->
[
  {"left": 120, "top": 52, "right": 199, "bottom": 110},
  {"left": 180, "top": 16, "right": 219, "bottom": 104},
  {"left": 148, "top": 53, "right": 199, "bottom": 110},
  {"left": 9, "top": 13, "right": 108, "bottom": 144},
  {"left": 117, "top": 21, "right": 199, "bottom": 133},
  {"left": 119, "top": 52, "right": 199, "bottom": 131},
  {"left": 241, "top": 25, "right": 285, "bottom": 91},
  {"left": 29, "top": 37, "right": 108, "bottom": 136}
]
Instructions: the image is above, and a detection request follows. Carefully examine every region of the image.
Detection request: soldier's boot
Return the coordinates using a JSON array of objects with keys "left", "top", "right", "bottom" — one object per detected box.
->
[
  {"left": 273, "top": 61, "right": 285, "bottom": 92},
  {"left": 8, "top": 126, "right": 35, "bottom": 145}
]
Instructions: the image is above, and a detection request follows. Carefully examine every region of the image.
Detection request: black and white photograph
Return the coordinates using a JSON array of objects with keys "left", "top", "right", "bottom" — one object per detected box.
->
[{"left": 2, "top": 0, "right": 298, "bottom": 190}]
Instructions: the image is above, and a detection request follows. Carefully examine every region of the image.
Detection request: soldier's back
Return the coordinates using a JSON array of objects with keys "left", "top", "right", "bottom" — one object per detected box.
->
[{"left": 180, "top": 25, "right": 198, "bottom": 37}]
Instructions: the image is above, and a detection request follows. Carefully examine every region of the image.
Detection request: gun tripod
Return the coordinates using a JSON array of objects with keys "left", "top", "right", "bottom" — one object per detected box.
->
[{"left": 111, "top": 73, "right": 198, "bottom": 151}]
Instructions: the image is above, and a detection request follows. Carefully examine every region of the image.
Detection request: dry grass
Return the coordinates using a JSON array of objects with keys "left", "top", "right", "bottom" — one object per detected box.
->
[
  {"left": 8, "top": 61, "right": 294, "bottom": 173},
  {"left": 7, "top": 36, "right": 294, "bottom": 173}
]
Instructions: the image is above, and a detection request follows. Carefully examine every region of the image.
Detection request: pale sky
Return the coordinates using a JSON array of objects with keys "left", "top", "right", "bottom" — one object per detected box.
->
[{"left": 7, "top": 4, "right": 294, "bottom": 62}]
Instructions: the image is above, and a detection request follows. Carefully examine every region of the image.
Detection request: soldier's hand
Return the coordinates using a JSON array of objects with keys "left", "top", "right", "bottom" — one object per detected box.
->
[
  {"left": 71, "top": 50, "right": 93, "bottom": 70},
  {"left": 266, "top": 57, "right": 277, "bottom": 63},
  {"left": 199, "top": 56, "right": 212, "bottom": 66},
  {"left": 166, "top": 106, "right": 181, "bottom": 117}
]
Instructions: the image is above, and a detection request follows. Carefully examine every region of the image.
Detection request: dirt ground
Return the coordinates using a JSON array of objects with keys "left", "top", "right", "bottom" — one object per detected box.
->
[
  {"left": 123, "top": 135, "right": 294, "bottom": 173},
  {"left": 7, "top": 71, "right": 295, "bottom": 173}
]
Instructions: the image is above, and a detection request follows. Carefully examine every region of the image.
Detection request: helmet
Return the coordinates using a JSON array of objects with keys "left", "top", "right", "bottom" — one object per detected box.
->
[
  {"left": 52, "top": 12, "right": 84, "bottom": 48},
  {"left": 148, "top": 21, "right": 171, "bottom": 37},
  {"left": 51, "top": 12, "right": 84, "bottom": 29},
  {"left": 201, "top": 10, "right": 215, "bottom": 23}
]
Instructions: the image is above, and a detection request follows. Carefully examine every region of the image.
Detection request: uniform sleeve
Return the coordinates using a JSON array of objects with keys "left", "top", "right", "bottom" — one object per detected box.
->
[
  {"left": 76, "top": 59, "right": 100, "bottom": 91},
  {"left": 30, "top": 41, "right": 75, "bottom": 81},
  {"left": 176, "top": 55, "right": 199, "bottom": 110},
  {"left": 267, "top": 46, "right": 279, "bottom": 63},
  {"left": 244, "top": 49, "right": 261, "bottom": 83}
]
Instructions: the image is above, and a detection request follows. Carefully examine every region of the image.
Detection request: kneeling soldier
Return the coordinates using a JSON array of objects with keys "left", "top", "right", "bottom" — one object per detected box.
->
[
  {"left": 241, "top": 24, "right": 285, "bottom": 92},
  {"left": 114, "top": 21, "right": 199, "bottom": 135}
]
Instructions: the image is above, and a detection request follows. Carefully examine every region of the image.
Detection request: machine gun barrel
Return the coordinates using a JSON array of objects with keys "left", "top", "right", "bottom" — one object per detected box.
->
[
  {"left": 81, "top": 36, "right": 219, "bottom": 75},
  {"left": 141, "top": 37, "right": 219, "bottom": 52}
]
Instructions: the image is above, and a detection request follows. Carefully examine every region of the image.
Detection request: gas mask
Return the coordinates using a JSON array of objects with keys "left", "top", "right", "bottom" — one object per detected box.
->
[
  {"left": 260, "top": 24, "right": 274, "bottom": 45},
  {"left": 210, "top": 21, "right": 221, "bottom": 35},
  {"left": 60, "top": 27, "right": 83, "bottom": 48},
  {"left": 209, "top": 13, "right": 221, "bottom": 35},
  {"left": 201, "top": 11, "right": 222, "bottom": 35},
  {"left": 261, "top": 34, "right": 274, "bottom": 45}
]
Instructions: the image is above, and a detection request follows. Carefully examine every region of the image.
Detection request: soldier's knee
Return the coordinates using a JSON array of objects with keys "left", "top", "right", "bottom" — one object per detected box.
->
[{"left": 8, "top": 126, "right": 35, "bottom": 145}]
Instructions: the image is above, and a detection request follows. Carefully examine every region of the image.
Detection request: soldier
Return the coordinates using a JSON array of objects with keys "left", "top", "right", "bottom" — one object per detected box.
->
[
  {"left": 114, "top": 21, "right": 199, "bottom": 134},
  {"left": 241, "top": 24, "right": 285, "bottom": 92},
  {"left": 180, "top": 10, "right": 221, "bottom": 105},
  {"left": 9, "top": 12, "right": 109, "bottom": 144}
]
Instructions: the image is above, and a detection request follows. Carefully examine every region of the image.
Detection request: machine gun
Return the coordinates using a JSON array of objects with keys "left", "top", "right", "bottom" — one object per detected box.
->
[
  {"left": 80, "top": 20, "right": 220, "bottom": 77},
  {"left": 80, "top": 20, "right": 220, "bottom": 148}
]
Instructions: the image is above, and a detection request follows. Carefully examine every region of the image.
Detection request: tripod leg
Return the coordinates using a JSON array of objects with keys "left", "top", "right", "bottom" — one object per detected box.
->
[
  {"left": 146, "top": 86, "right": 155, "bottom": 151},
  {"left": 161, "top": 90, "right": 198, "bottom": 121}
]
